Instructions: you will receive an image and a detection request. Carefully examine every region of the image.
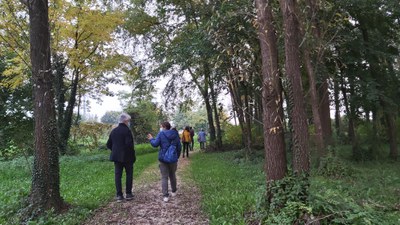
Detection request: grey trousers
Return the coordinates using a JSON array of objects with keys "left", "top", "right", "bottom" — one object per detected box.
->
[{"left": 159, "top": 162, "right": 177, "bottom": 197}]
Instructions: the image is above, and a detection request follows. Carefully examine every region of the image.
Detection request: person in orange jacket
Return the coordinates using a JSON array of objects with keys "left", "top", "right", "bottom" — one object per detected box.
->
[{"left": 181, "top": 126, "right": 192, "bottom": 158}]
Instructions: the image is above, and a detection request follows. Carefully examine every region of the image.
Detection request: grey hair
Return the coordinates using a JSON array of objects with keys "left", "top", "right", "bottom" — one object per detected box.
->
[{"left": 118, "top": 113, "right": 131, "bottom": 123}]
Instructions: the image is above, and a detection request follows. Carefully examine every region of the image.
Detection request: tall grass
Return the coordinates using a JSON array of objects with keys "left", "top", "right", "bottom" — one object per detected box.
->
[{"left": 0, "top": 143, "right": 158, "bottom": 225}]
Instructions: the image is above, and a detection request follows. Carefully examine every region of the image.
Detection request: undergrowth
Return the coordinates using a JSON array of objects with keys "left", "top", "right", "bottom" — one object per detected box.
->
[{"left": 190, "top": 148, "right": 400, "bottom": 224}]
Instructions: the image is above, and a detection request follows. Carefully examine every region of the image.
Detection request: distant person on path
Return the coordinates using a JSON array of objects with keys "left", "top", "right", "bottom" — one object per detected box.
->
[
  {"left": 189, "top": 127, "right": 195, "bottom": 151},
  {"left": 181, "top": 126, "right": 192, "bottom": 158},
  {"left": 198, "top": 128, "right": 207, "bottom": 150},
  {"left": 106, "top": 113, "right": 136, "bottom": 202},
  {"left": 147, "top": 121, "right": 182, "bottom": 202}
]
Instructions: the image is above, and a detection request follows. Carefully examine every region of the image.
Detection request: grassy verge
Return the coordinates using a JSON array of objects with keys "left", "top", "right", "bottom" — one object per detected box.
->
[
  {"left": 0, "top": 144, "right": 158, "bottom": 225},
  {"left": 190, "top": 149, "right": 400, "bottom": 224},
  {"left": 189, "top": 151, "right": 265, "bottom": 225}
]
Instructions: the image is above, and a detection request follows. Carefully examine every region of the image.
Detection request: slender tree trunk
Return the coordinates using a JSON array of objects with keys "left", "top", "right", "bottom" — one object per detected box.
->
[
  {"left": 319, "top": 80, "right": 332, "bottom": 144},
  {"left": 386, "top": 113, "right": 398, "bottom": 160},
  {"left": 303, "top": 50, "right": 325, "bottom": 156},
  {"left": 210, "top": 84, "right": 222, "bottom": 147},
  {"left": 53, "top": 54, "right": 67, "bottom": 154},
  {"left": 60, "top": 68, "right": 79, "bottom": 154},
  {"left": 256, "top": 0, "right": 287, "bottom": 181},
  {"left": 279, "top": 0, "right": 310, "bottom": 173},
  {"left": 243, "top": 83, "right": 253, "bottom": 152},
  {"left": 28, "top": 0, "right": 65, "bottom": 215},
  {"left": 333, "top": 76, "right": 340, "bottom": 138}
]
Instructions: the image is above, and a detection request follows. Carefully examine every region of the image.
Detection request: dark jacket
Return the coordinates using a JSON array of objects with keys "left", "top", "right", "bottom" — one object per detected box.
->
[
  {"left": 150, "top": 129, "right": 182, "bottom": 163},
  {"left": 106, "top": 123, "right": 136, "bottom": 163}
]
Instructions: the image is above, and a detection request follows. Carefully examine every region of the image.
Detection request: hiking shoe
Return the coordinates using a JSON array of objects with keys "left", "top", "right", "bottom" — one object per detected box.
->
[
  {"left": 171, "top": 192, "right": 177, "bottom": 197},
  {"left": 125, "top": 193, "right": 134, "bottom": 200},
  {"left": 163, "top": 196, "right": 169, "bottom": 202},
  {"left": 116, "top": 195, "right": 124, "bottom": 202}
]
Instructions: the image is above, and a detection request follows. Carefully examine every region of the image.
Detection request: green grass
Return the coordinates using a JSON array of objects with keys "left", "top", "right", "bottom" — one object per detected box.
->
[
  {"left": 190, "top": 149, "right": 400, "bottom": 225},
  {"left": 189, "top": 151, "right": 265, "bottom": 225},
  {"left": 0, "top": 147, "right": 158, "bottom": 225}
]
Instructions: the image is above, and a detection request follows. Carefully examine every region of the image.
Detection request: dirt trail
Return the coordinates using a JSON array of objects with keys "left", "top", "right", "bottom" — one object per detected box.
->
[{"left": 84, "top": 155, "right": 209, "bottom": 225}]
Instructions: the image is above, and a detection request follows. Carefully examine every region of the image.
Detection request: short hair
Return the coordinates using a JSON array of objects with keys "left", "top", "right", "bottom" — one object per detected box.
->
[
  {"left": 161, "top": 121, "right": 171, "bottom": 130},
  {"left": 119, "top": 113, "right": 131, "bottom": 123}
]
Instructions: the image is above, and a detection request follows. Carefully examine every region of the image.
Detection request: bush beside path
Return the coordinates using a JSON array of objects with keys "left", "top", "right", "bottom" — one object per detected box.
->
[{"left": 84, "top": 155, "right": 209, "bottom": 225}]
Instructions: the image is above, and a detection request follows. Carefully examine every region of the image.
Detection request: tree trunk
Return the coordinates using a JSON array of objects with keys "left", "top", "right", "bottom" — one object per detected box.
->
[
  {"left": 386, "top": 113, "right": 398, "bottom": 160},
  {"left": 53, "top": 54, "right": 67, "bottom": 154},
  {"left": 256, "top": 0, "right": 287, "bottom": 181},
  {"left": 279, "top": 0, "right": 310, "bottom": 173},
  {"left": 333, "top": 76, "right": 340, "bottom": 138},
  {"left": 29, "top": 0, "right": 65, "bottom": 215},
  {"left": 60, "top": 68, "right": 79, "bottom": 154},
  {"left": 243, "top": 83, "right": 253, "bottom": 152},
  {"left": 319, "top": 80, "right": 332, "bottom": 144},
  {"left": 210, "top": 84, "right": 222, "bottom": 147},
  {"left": 303, "top": 50, "right": 325, "bottom": 156}
]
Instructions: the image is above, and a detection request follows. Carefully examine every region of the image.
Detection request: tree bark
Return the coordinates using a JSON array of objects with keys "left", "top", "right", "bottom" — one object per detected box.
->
[
  {"left": 210, "top": 83, "right": 222, "bottom": 147},
  {"left": 29, "top": 0, "right": 65, "bottom": 215},
  {"left": 386, "top": 113, "right": 398, "bottom": 160},
  {"left": 303, "top": 50, "right": 325, "bottom": 156},
  {"left": 333, "top": 76, "right": 340, "bottom": 138},
  {"left": 279, "top": 0, "right": 310, "bottom": 173},
  {"left": 255, "top": 0, "right": 287, "bottom": 181}
]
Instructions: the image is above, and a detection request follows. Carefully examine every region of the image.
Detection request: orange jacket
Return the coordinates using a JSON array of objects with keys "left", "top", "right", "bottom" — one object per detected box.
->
[{"left": 182, "top": 130, "right": 192, "bottom": 142}]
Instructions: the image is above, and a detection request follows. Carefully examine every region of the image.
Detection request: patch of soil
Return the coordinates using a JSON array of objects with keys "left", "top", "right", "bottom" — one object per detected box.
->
[{"left": 84, "top": 155, "right": 209, "bottom": 225}]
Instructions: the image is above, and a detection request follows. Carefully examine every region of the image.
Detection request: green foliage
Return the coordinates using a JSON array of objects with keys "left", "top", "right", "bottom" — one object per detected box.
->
[
  {"left": 0, "top": 150, "right": 158, "bottom": 224},
  {"left": 70, "top": 122, "right": 112, "bottom": 152},
  {"left": 317, "top": 148, "right": 353, "bottom": 179},
  {"left": 125, "top": 99, "right": 166, "bottom": 143},
  {"left": 255, "top": 172, "right": 310, "bottom": 224},
  {"left": 100, "top": 111, "right": 121, "bottom": 124},
  {"left": 222, "top": 124, "right": 243, "bottom": 148},
  {"left": 0, "top": 141, "right": 24, "bottom": 160}
]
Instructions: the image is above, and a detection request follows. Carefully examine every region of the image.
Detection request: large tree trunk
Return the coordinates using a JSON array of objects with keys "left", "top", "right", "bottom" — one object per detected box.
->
[
  {"left": 29, "top": 0, "right": 65, "bottom": 215},
  {"left": 279, "top": 0, "right": 310, "bottom": 173},
  {"left": 256, "top": 0, "right": 287, "bottom": 181}
]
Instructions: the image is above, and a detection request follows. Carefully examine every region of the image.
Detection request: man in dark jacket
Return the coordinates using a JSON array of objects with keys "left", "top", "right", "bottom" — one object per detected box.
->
[
  {"left": 106, "top": 113, "right": 136, "bottom": 202},
  {"left": 147, "top": 122, "right": 181, "bottom": 202}
]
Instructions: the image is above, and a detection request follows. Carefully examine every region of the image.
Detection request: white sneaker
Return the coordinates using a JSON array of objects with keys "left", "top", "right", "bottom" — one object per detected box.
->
[
  {"left": 171, "top": 192, "right": 177, "bottom": 197},
  {"left": 163, "top": 197, "right": 169, "bottom": 202}
]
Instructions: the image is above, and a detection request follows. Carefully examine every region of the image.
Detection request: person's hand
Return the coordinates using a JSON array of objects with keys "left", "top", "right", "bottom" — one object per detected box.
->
[{"left": 147, "top": 133, "right": 153, "bottom": 140}]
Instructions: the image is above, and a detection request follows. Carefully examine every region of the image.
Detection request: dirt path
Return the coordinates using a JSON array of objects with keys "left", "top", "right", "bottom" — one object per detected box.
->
[{"left": 84, "top": 155, "right": 209, "bottom": 225}]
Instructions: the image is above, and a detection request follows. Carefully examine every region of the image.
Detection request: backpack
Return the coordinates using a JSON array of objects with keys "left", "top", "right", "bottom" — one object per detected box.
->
[{"left": 159, "top": 132, "right": 178, "bottom": 163}]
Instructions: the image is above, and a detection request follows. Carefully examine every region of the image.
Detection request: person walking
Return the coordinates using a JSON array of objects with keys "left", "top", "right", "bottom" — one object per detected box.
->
[
  {"left": 181, "top": 126, "right": 191, "bottom": 158},
  {"left": 106, "top": 113, "right": 136, "bottom": 202},
  {"left": 198, "top": 128, "right": 207, "bottom": 150},
  {"left": 147, "top": 121, "right": 182, "bottom": 202},
  {"left": 189, "top": 127, "right": 195, "bottom": 151}
]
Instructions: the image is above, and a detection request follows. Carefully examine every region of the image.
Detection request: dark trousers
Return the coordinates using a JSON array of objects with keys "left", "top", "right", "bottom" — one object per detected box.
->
[
  {"left": 190, "top": 138, "right": 194, "bottom": 151},
  {"left": 182, "top": 142, "right": 190, "bottom": 157},
  {"left": 114, "top": 161, "right": 134, "bottom": 197}
]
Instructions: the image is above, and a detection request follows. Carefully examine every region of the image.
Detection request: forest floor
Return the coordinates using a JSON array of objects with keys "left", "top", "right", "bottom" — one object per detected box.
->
[{"left": 84, "top": 153, "right": 209, "bottom": 225}]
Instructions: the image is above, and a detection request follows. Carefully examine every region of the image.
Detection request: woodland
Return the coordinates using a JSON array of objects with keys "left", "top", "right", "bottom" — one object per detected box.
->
[{"left": 0, "top": 0, "right": 399, "bottom": 224}]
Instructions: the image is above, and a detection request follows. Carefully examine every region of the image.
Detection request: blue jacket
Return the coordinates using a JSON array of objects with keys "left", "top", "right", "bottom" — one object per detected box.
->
[
  {"left": 150, "top": 129, "right": 181, "bottom": 162},
  {"left": 106, "top": 123, "right": 136, "bottom": 163}
]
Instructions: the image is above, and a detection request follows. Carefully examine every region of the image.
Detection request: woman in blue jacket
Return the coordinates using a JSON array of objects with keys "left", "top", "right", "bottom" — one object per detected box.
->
[{"left": 147, "top": 121, "right": 181, "bottom": 202}]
